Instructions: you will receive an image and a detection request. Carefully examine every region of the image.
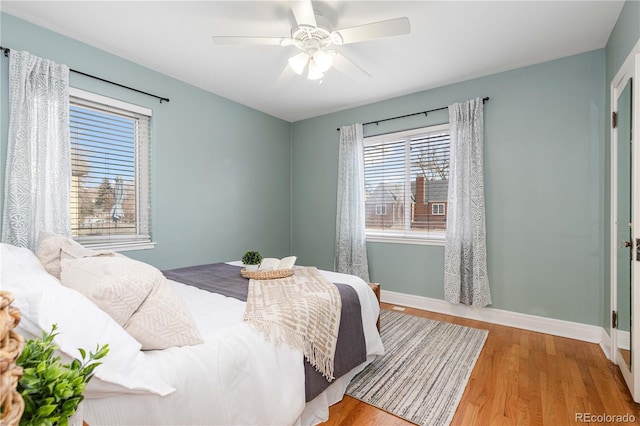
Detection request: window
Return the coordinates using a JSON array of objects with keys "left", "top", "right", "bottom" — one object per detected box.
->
[
  {"left": 375, "top": 204, "right": 387, "bottom": 215},
  {"left": 364, "top": 124, "right": 449, "bottom": 244},
  {"left": 432, "top": 203, "right": 445, "bottom": 215},
  {"left": 69, "top": 88, "right": 153, "bottom": 250}
]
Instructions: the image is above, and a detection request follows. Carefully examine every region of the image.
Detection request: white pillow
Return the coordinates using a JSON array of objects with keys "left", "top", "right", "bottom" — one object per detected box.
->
[
  {"left": 61, "top": 256, "right": 204, "bottom": 350},
  {"left": 126, "top": 275, "right": 204, "bottom": 350},
  {"left": 60, "top": 256, "right": 156, "bottom": 327},
  {"left": 0, "top": 243, "right": 175, "bottom": 397},
  {"left": 35, "top": 231, "right": 114, "bottom": 278}
]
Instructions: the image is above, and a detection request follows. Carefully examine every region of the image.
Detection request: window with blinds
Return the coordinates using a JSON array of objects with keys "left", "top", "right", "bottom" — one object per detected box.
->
[
  {"left": 363, "top": 123, "right": 450, "bottom": 242},
  {"left": 69, "top": 88, "right": 152, "bottom": 250}
]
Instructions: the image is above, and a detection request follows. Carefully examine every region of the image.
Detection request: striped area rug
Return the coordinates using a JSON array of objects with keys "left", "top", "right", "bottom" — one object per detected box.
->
[{"left": 346, "top": 310, "right": 488, "bottom": 426}]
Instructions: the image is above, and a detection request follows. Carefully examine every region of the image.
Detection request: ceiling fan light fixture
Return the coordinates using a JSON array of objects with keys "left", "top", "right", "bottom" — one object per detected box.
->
[
  {"left": 307, "top": 59, "right": 324, "bottom": 80},
  {"left": 288, "top": 52, "right": 309, "bottom": 75},
  {"left": 313, "top": 49, "right": 333, "bottom": 73}
]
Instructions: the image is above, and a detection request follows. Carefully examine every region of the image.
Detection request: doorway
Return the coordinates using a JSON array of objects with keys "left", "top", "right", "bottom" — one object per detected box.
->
[
  {"left": 610, "top": 46, "right": 640, "bottom": 403},
  {"left": 614, "top": 77, "right": 633, "bottom": 372}
]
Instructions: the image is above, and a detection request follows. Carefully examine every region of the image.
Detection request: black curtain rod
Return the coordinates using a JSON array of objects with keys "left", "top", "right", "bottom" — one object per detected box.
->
[
  {"left": 1, "top": 46, "right": 170, "bottom": 104},
  {"left": 336, "top": 96, "right": 489, "bottom": 131}
]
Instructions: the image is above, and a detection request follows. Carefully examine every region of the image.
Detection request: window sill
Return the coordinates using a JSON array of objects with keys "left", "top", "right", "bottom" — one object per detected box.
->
[
  {"left": 366, "top": 234, "right": 445, "bottom": 247},
  {"left": 79, "top": 241, "right": 157, "bottom": 252}
]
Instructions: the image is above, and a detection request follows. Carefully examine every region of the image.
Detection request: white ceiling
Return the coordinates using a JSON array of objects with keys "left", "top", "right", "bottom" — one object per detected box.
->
[{"left": 1, "top": 1, "right": 625, "bottom": 122}]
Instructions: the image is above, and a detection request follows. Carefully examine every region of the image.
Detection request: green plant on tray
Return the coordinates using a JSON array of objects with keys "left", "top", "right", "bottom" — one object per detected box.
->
[
  {"left": 16, "top": 324, "right": 108, "bottom": 426},
  {"left": 241, "top": 250, "right": 263, "bottom": 265}
]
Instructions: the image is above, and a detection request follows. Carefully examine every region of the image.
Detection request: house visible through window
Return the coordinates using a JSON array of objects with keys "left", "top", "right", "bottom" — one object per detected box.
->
[
  {"left": 69, "top": 88, "right": 152, "bottom": 250},
  {"left": 363, "top": 124, "right": 450, "bottom": 243}
]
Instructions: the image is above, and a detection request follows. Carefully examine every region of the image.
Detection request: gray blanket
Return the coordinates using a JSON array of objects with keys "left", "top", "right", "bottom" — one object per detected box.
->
[{"left": 163, "top": 263, "right": 367, "bottom": 402}]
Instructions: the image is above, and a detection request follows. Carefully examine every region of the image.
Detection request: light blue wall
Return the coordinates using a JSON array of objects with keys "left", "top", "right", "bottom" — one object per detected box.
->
[
  {"left": 1, "top": 7, "right": 632, "bottom": 328},
  {"left": 0, "top": 13, "right": 292, "bottom": 269},
  {"left": 291, "top": 50, "right": 606, "bottom": 326},
  {"left": 606, "top": 0, "right": 640, "bottom": 80},
  {"left": 604, "top": 0, "right": 640, "bottom": 330}
]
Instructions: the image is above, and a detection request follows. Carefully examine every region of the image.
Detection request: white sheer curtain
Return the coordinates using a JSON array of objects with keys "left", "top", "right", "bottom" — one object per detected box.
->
[
  {"left": 444, "top": 98, "right": 491, "bottom": 307},
  {"left": 335, "top": 123, "right": 370, "bottom": 281},
  {"left": 2, "top": 50, "right": 71, "bottom": 250}
]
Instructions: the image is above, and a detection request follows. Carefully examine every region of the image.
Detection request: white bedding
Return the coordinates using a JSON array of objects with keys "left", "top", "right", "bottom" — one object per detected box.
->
[{"left": 84, "top": 265, "right": 384, "bottom": 425}]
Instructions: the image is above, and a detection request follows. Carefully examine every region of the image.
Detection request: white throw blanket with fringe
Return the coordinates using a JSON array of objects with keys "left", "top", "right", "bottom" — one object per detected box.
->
[{"left": 243, "top": 266, "right": 342, "bottom": 381}]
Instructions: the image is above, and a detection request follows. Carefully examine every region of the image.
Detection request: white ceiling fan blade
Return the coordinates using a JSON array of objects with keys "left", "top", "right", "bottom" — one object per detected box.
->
[
  {"left": 334, "top": 17, "right": 410, "bottom": 45},
  {"left": 211, "top": 36, "right": 288, "bottom": 46},
  {"left": 291, "top": 0, "right": 317, "bottom": 28},
  {"left": 331, "top": 52, "right": 371, "bottom": 80}
]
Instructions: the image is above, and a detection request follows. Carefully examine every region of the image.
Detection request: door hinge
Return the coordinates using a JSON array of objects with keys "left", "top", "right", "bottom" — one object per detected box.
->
[
  {"left": 612, "top": 310, "right": 618, "bottom": 328},
  {"left": 612, "top": 111, "right": 618, "bottom": 128}
]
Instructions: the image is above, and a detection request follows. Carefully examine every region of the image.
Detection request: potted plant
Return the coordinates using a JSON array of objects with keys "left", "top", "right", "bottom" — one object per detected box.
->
[
  {"left": 16, "top": 324, "right": 108, "bottom": 426},
  {"left": 241, "top": 250, "right": 263, "bottom": 271}
]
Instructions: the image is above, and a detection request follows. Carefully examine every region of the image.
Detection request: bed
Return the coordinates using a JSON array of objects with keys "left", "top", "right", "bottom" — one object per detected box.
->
[{"left": 1, "top": 239, "right": 384, "bottom": 426}]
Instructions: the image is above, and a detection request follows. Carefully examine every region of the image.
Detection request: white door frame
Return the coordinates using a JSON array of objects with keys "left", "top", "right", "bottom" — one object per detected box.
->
[{"left": 610, "top": 39, "right": 640, "bottom": 402}]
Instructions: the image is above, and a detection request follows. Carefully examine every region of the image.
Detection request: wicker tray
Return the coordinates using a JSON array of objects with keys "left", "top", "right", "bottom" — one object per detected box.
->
[{"left": 241, "top": 268, "right": 294, "bottom": 280}]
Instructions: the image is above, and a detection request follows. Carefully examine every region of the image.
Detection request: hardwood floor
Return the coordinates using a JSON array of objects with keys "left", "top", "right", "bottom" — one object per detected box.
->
[{"left": 322, "top": 303, "right": 640, "bottom": 426}]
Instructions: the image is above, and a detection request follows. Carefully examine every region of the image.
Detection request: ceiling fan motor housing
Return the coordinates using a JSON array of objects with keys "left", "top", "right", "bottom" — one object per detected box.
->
[{"left": 290, "top": 14, "right": 342, "bottom": 51}]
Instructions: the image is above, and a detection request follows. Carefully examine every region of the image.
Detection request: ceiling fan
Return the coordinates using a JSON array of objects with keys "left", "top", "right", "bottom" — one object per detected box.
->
[{"left": 211, "top": 0, "right": 410, "bottom": 80}]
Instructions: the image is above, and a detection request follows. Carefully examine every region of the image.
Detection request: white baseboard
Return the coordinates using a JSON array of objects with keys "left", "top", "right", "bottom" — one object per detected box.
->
[
  {"left": 381, "top": 290, "right": 603, "bottom": 344},
  {"left": 601, "top": 328, "right": 613, "bottom": 361},
  {"left": 599, "top": 329, "right": 629, "bottom": 361},
  {"left": 617, "top": 329, "right": 630, "bottom": 351}
]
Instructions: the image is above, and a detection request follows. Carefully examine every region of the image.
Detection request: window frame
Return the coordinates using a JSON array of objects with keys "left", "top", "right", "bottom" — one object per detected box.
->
[
  {"left": 68, "top": 87, "right": 155, "bottom": 251},
  {"left": 432, "top": 203, "right": 446, "bottom": 216},
  {"left": 363, "top": 123, "right": 449, "bottom": 247}
]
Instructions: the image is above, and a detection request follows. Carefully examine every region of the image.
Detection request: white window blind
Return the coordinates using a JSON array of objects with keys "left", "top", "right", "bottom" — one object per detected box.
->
[
  {"left": 69, "top": 89, "right": 152, "bottom": 250},
  {"left": 364, "top": 124, "right": 450, "bottom": 242}
]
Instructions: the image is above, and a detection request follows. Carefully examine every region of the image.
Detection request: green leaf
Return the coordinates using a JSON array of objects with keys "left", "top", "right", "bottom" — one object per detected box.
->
[
  {"left": 36, "top": 404, "right": 57, "bottom": 417},
  {"left": 77, "top": 347, "right": 86, "bottom": 360},
  {"left": 73, "top": 383, "right": 87, "bottom": 395},
  {"left": 61, "top": 396, "right": 82, "bottom": 413},
  {"left": 54, "top": 382, "right": 73, "bottom": 400},
  {"left": 17, "top": 344, "right": 31, "bottom": 363},
  {"left": 81, "top": 362, "right": 101, "bottom": 379},
  {"left": 21, "top": 394, "right": 35, "bottom": 416},
  {"left": 46, "top": 382, "right": 56, "bottom": 396},
  {"left": 70, "top": 359, "right": 81, "bottom": 371},
  {"left": 44, "top": 366, "right": 64, "bottom": 381},
  {"left": 93, "top": 344, "right": 109, "bottom": 360}
]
